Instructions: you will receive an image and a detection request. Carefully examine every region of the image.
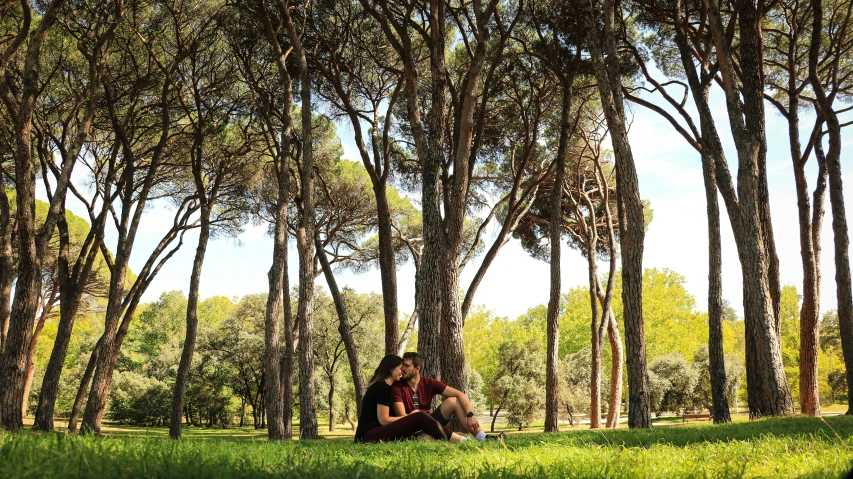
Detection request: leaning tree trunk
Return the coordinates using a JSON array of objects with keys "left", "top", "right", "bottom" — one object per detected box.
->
[
  {"left": 34, "top": 205, "right": 106, "bottom": 432},
  {"left": 80, "top": 245, "right": 131, "bottom": 434},
  {"left": 67, "top": 336, "right": 101, "bottom": 434},
  {"left": 21, "top": 299, "right": 54, "bottom": 418},
  {"left": 701, "top": 131, "right": 732, "bottom": 424},
  {"left": 170, "top": 208, "right": 211, "bottom": 439},
  {"left": 439, "top": 245, "right": 468, "bottom": 403},
  {"left": 586, "top": 0, "right": 650, "bottom": 428},
  {"left": 316, "top": 239, "right": 366, "bottom": 414}
]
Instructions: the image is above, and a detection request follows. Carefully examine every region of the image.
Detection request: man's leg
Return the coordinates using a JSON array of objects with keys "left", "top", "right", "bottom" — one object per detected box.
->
[{"left": 436, "top": 396, "right": 505, "bottom": 441}]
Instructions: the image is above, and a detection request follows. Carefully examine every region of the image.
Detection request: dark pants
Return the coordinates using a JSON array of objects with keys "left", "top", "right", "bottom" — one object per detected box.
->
[{"left": 360, "top": 411, "right": 453, "bottom": 443}]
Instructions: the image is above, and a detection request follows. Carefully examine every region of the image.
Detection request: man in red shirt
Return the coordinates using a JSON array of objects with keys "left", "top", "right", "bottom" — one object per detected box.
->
[{"left": 391, "top": 352, "right": 504, "bottom": 442}]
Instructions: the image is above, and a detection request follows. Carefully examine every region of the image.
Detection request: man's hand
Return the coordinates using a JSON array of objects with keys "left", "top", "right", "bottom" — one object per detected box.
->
[{"left": 466, "top": 414, "right": 480, "bottom": 432}]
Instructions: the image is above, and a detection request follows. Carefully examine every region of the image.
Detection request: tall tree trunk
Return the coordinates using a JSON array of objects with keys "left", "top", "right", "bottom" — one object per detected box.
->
[
  {"left": 265, "top": 153, "right": 290, "bottom": 440},
  {"left": 67, "top": 336, "right": 101, "bottom": 434},
  {"left": 316, "top": 239, "right": 366, "bottom": 413},
  {"left": 170, "top": 208, "right": 211, "bottom": 439},
  {"left": 374, "top": 186, "right": 399, "bottom": 355},
  {"left": 0, "top": 182, "right": 12, "bottom": 355},
  {"left": 545, "top": 86, "right": 572, "bottom": 434},
  {"left": 586, "top": 0, "right": 650, "bottom": 428},
  {"left": 809, "top": 0, "right": 853, "bottom": 415},
  {"left": 702, "top": 132, "right": 732, "bottom": 424},
  {"left": 794, "top": 141, "right": 822, "bottom": 416},
  {"left": 702, "top": 0, "right": 793, "bottom": 417},
  {"left": 80, "top": 244, "right": 131, "bottom": 434},
  {"left": 282, "top": 247, "right": 295, "bottom": 439},
  {"left": 328, "top": 376, "right": 335, "bottom": 432},
  {"left": 283, "top": 3, "right": 318, "bottom": 441},
  {"left": 439, "top": 247, "right": 468, "bottom": 405}
]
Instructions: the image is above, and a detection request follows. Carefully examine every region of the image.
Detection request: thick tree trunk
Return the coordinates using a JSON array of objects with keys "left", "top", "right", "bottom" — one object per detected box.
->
[
  {"left": 67, "top": 337, "right": 101, "bottom": 434},
  {"left": 417, "top": 192, "right": 443, "bottom": 381},
  {"left": 545, "top": 87, "right": 572, "bottom": 434},
  {"left": 586, "top": 0, "right": 650, "bottom": 428},
  {"left": 702, "top": 139, "right": 732, "bottom": 424},
  {"left": 316, "top": 239, "right": 366, "bottom": 414},
  {"left": 439, "top": 246, "right": 468, "bottom": 402},
  {"left": 170, "top": 210, "right": 211, "bottom": 439}
]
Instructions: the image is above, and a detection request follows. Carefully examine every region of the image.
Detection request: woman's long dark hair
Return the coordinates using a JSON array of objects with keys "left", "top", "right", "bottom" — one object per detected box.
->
[{"left": 368, "top": 354, "right": 403, "bottom": 386}]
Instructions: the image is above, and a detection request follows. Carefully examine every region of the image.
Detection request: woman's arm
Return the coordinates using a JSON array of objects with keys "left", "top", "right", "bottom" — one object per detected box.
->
[{"left": 378, "top": 404, "right": 419, "bottom": 425}]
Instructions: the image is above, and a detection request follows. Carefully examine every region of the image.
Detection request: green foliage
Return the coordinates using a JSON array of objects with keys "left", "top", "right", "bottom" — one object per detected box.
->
[
  {"left": 648, "top": 354, "right": 699, "bottom": 415},
  {"left": 558, "top": 348, "right": 591, "bottom": 424},
  {"left": 107, "top": 371, "right": 172, "bottom": 427},
  {"left": 487, "top": 339, "right": 545, "bottom": 430},
  {"left": 3, "top": 417, "right": 853, "bottom": 478}
]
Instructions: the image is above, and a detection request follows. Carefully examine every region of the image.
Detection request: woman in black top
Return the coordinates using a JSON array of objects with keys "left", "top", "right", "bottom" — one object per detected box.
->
[{"left": 355, "top": 354, "right": 460, "bottom": 443}]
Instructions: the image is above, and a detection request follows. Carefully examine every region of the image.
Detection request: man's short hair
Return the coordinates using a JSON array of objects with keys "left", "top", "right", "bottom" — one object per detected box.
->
[{"left": 402, "top": 352, "right": 423, "bottom": 371}]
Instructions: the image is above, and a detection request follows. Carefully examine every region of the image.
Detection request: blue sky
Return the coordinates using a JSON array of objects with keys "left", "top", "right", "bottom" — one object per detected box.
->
[{"left": 59, "top": 82, "right": 853, "bottom": 322}]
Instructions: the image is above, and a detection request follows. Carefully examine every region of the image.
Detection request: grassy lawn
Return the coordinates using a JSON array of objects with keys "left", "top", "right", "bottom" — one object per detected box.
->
[{"left": 3, "top": 416, "right": 853, "bottom": 478}]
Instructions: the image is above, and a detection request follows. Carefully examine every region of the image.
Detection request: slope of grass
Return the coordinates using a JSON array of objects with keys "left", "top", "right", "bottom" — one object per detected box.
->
[{"left": 2, "top": 416, "right": 852, "bottom": 478}]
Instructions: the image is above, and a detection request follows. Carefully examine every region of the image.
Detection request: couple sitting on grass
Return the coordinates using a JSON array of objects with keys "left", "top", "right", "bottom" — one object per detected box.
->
[{"left": 355, "top": 352, "right": 505, "bottom": 443}]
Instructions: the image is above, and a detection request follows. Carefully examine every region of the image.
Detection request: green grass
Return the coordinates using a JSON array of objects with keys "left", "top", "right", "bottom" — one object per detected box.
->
[{"left": 2, "top": 416, "right": 853, "bottom": 478}]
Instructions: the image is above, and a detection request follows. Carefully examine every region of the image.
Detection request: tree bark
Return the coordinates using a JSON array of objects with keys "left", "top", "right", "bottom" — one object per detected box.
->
[
  {"left": 316, "top": 239, "right": 365, "bottom": 414},
  {"left": 34, "top": 198, "right": 109, "bottom": 432},
  {"left": 701, "top": 128, "right": 732, "bottom": 424},
  {"left": 585, "top": 0, "right": 650, "bottom": 428},
  {"left": 0, "top": 181, "right": 12, "bottom": 355},
  {"left": 21, "top": 288, "right": 56, "bottom": 418},
  {"left": 699, "top": 0, "right": 793, "bottom": 417},
  {"left": 283, "top": 2, "right": 318, "bottom": 439},
  {"left": 545, "top": 86, "right": 572, "bottom": 434},
  {"left": 605, "top": 310, "right": 623, "bottom": 428},
  {"left": 170, "top": 207, "right": 211, "bottom": 439},
  {"left": 374, "top": 168, "right": 399, "bottom": 355},
  {"left": 67, "top": 336, "right": 101, "bottom": 434}
]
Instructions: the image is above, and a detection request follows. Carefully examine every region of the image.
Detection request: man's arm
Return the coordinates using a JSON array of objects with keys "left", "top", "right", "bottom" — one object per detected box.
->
[
  {"left": 442, "top": 386, "right": 481, "bottom": 432},
  {"left": 391, "top": 401, "right": 407, "bottom": 417}
]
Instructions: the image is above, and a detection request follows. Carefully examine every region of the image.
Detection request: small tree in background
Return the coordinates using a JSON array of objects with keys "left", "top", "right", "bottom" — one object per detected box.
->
[
  {"left": 486, "top": 339, "right": 545, "bottom": 431},
  {"left": 559, "top": 348, "right": 592, "bottom": 426}
]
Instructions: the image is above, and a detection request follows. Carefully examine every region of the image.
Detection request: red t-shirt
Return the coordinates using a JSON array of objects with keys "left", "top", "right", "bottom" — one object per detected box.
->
[{"left": 391, "top": 377, "right": 447, "bottom": 413}]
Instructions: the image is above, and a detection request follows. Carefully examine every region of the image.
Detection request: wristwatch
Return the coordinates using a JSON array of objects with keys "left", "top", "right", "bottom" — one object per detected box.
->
[{"left": 466, "top": 411, "right": 474, "bottom": 418}]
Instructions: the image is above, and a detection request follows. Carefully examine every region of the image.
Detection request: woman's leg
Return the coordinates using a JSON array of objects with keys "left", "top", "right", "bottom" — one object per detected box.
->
[{"left": 361, "top": 412, "right": 453, "bottom": 443}]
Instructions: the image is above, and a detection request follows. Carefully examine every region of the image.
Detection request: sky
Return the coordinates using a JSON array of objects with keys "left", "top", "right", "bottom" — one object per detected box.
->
[{"left": 56, "top": 77, "right": 853, "bottom": 322}]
